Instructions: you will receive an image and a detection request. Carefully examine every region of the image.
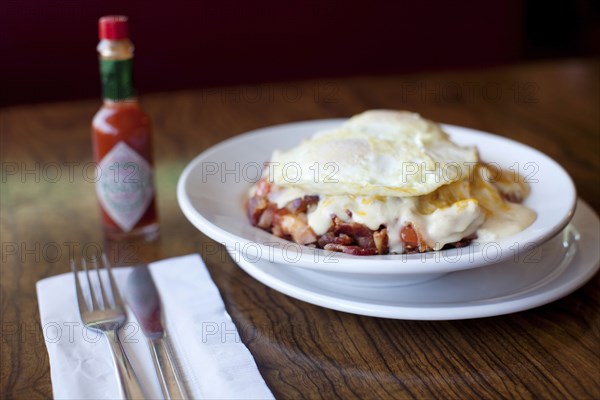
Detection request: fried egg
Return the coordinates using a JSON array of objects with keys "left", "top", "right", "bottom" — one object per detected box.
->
[{"left": 269, "top": 110, "right": 479, "bottom": 197}]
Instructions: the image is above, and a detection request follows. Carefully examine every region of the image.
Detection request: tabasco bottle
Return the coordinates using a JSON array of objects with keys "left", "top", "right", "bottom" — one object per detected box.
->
[{"left": 92, "top": 16, "right": 159, "bottom": 241}]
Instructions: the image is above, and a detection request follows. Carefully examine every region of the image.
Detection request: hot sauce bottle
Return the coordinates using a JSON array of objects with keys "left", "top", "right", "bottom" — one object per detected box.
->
[{"left": 92, "top": 16, "right": 159, "bottom": 241}]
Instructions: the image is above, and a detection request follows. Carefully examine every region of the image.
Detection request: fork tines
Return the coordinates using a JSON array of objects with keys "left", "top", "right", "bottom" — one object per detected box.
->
[{"left": 71, "top": 254, "right": 123, "bottom": 312}]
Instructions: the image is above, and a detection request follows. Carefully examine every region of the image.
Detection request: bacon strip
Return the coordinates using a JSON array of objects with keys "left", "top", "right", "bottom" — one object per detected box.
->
[{"left": 323, "top": 243, "right": 379, "bottom": 256}]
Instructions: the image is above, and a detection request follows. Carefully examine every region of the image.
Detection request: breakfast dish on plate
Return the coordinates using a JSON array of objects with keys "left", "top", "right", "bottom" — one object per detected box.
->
[{"left": 247, "top": 110, "right": 537, "bottom": 255}]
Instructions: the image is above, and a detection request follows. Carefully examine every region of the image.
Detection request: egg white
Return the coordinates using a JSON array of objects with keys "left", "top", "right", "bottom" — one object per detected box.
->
[{"left": 269, "top": 110, "right": 479, "bottom": 197}]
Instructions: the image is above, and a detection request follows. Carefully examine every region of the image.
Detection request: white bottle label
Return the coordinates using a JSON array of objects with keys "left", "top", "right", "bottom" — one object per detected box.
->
[{"left": 96, "top": 141, "right": 154, "bottom": 232}]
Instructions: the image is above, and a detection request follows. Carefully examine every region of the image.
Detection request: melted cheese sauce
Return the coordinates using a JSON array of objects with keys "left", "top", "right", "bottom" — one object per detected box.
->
[
  {"left": 268, "top": 186, "right": 536, "bottom": 253},
  {"left": 477, "top": 202, "right": 537, "bottom": 242}
]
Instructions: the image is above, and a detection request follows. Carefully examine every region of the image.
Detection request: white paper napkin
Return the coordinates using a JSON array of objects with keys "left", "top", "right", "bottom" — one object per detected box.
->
[{"left": 36, "top": 254, "right": 274, "bottom": 399}]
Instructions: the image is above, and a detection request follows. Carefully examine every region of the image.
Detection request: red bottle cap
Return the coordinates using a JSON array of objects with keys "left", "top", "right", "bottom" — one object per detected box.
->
[{"left": 98, "top": 15, "right": 129, "bottom": 40}]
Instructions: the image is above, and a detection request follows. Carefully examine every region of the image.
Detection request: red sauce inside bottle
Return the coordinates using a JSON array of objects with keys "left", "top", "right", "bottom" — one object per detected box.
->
[{"left": 92, "top": 101, "right": 158, "bottom": 239}]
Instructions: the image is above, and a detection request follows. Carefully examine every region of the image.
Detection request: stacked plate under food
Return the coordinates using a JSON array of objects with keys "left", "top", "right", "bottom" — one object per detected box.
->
[{"left": 177, "top": 117, "right": 599, "bottom": 320}]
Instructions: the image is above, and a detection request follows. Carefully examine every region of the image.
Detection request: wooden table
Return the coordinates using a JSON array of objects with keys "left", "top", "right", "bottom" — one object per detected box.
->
[{"left": 2, "top": 59, "right": 599, "bottom": 399}]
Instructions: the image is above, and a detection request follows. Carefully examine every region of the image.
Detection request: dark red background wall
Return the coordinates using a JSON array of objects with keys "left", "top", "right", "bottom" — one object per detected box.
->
[{"left": 1, "top": 0, "right": 597, "bottom": 106}]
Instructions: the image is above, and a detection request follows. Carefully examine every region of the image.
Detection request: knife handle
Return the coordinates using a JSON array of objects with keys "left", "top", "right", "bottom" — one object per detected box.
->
[{"left": 149, "top": 336, "right": 190, "bottom": 400}]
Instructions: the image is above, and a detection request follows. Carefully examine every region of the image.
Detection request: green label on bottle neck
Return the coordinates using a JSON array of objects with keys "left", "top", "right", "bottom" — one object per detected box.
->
[{"left": 100, "top": 58, "right": 136, "bottom": 101}]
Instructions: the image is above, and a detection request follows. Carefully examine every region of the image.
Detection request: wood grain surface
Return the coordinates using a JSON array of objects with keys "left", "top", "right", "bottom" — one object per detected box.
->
[{"left": 1, "top": 58, "right": 599, "bottom": 399}]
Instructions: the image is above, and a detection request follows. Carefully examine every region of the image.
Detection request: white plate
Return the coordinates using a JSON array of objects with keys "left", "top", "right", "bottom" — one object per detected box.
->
[
  {"left": 231, "top": 199, "right": 599, "bottom": 320},
  {"left": 178, "top": 119, "right": 576, "bottom": 279}
]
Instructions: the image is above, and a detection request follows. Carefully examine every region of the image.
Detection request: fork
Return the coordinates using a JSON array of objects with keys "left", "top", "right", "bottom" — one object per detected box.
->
[{"left": 71, "top": 255, "right": 146, "bottom": 399}]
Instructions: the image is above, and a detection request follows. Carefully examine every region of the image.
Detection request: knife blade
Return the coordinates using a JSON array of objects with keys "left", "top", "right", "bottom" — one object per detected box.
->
[{"left": 126, "top": 265, "right": 190, "bottom": 400}]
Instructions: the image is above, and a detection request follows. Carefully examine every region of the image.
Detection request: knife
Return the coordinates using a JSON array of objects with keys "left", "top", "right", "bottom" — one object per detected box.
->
[{"left": 126, "top": 265, "right": 190, "bottom": 400}]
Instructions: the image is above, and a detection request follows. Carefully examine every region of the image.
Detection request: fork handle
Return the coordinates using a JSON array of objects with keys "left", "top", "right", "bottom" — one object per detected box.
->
[{"left": 105, "top": 330, "right": 147, "bottom": 399}]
